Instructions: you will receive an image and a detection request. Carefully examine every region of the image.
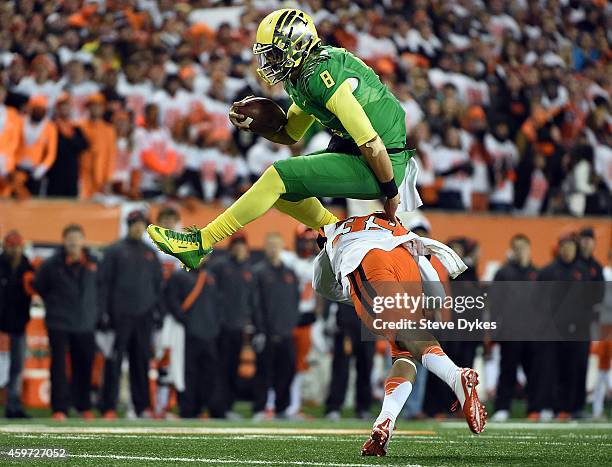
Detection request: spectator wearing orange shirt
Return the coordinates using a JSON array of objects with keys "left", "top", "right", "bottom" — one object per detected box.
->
[
  {"left": 0, "top": 84, "right": 23, "bottom": 197},
  {"left": 79, "top": 93, "right": 117, "bottom": 198},
  {"left": 15, "top": 95, "right": 58, "bottom": 196}
]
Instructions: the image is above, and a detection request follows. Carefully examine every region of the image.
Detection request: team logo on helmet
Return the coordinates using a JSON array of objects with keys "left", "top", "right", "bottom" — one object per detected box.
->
[{"left": 253, "top": 9, "right": 320, "bottom": 85}]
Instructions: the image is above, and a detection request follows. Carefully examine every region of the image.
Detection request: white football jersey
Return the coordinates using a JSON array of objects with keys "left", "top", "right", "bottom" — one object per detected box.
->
[{"left": 314, "top": 214, "right": 467, "bottom": 304}]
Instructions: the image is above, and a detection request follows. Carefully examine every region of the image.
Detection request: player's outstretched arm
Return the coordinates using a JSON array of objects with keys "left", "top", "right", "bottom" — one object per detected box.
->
[{"left": 325, "top": 80, "right": 400, "bottom": 221}]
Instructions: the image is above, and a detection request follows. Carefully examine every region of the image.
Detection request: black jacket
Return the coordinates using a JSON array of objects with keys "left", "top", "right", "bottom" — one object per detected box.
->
[
  {"left": 210, "top": 255, "right": 254, "bottom": 330},
  {"left": 100, "top": 238, "right": 162, "bottom": 323},
  {"left": 46, "top": 124, "right": 88, "bottom": 198},
  {"left": 33, "top": 248, "right": 100, "bottom": 333},
  {"left": 538, "top": 257, "right": 591, "bottom": 340},
  {"left": 576, "top": 255, "right": 605, "bottom": 308},
  {"left": 0, "top": 253, "right": 33, "bottom": 334},
  {"left": 490, "top": 260, "right": 539, "bottom": 338},
  {"left": 164, "top": 268, "right": 220, "bottom": 340},
  {"left": 252, "top": 259, "right": 299, "bottom": 338}
]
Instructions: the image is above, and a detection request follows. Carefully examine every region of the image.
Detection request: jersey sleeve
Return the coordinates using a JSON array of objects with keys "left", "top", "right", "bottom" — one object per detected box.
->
[
  {"left": 325, "top": 80, "right": 377, "bottom": 146},
  {"left": 285, "top": 103, "right": 315, "bottom": 142}
]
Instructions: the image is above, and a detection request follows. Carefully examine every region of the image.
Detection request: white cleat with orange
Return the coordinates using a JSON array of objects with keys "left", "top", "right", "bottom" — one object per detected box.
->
[
  {"left": 452, "top": 368, "right": 487, "bottom": 434},
  {"left": 361, "top": 418, "right": 393, "bottom": 457}
]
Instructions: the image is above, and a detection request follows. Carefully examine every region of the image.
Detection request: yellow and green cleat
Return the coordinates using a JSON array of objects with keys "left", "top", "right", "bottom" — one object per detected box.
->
[{"left": 146, "top": 224, "right": 212, "bottom": 270}]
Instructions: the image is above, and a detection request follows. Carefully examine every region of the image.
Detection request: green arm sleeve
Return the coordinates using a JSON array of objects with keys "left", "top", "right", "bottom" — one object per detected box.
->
[
  {"left": 285, "top": 103, "right": 316, "bottom": 142},
  {"left": 325, "top": 80, "right": 378, "bottom": 146}
]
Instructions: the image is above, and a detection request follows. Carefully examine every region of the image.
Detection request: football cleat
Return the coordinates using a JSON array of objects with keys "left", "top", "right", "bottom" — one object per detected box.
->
[
  {"left": 452, "top": 368, "right": 487, "bottom": 434},
  {"left": 361, "top": 418, "right": 393, "bottom": 457},
  {"left": 146, "top": 224, "right": 211, "bottom": 270}
]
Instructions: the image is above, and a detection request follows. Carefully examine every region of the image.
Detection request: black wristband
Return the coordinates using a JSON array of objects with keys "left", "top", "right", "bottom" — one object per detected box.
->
[{"left": 379, "top": 179, "right": 398, "bottom": 199}]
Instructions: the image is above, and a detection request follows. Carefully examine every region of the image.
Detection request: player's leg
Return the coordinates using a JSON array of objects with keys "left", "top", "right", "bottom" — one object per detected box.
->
[
  {"left": 392, "top": 331, "right": 487, "bottom": 434},
  {"left": 147, "top": 150, "right": 409, "bottom": 269},
  {"left": 362, "top": 342, "right": 417, "bottom": 457}
]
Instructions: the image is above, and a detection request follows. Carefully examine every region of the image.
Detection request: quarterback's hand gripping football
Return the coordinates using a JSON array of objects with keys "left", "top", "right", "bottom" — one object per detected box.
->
[{"left": 229, "top": 95, "right": 254, "bottom": 130}]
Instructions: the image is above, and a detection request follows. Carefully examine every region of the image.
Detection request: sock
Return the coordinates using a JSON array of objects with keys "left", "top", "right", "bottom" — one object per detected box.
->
[
  {"left": 155, "top": 384, "right": 170, "bottom": 416},
  {"left": 286, "top": 372, "right": 303, "bottom": 416},
  {"left": 200, "top": 166, "right": 285, "bottom": 248},
  {"left": 274, "top": 198, "right": 339, "bottom": 229},
  {"left": 374, "top": 377, "right": 413, "bottom": 427},
  {"left": 421, "top": 345, "right": 459, "bottom": 390},
  {"left": 592, "top": 370, "right": 609, "bottom": 417}
]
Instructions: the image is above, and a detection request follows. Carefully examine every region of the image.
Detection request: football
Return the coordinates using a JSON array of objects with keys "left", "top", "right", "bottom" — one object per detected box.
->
[{"left": 235, "top": 97, "right": 288, "bottom": 134}]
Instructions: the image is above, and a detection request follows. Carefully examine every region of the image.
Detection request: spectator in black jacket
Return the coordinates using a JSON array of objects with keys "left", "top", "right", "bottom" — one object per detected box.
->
[
  {"left": 164, "top": 262, "right": 221, "bottom": 418},
  {"left": 100, "top": 210, "right": 162, "bottom": 419},
  {"left": 33, "top": 224, "right": 99, "bottom": 420},
  {"left": 0, "top": 231, "right": 34, "bottom": 418},
  {"left": 210, "top": 232, "right": 254, "bottom": 418},
  {"left": 490, "top": 234, "right": 539, "bottom": 422},
  {"left": 46, "top": 94, "right": 88, "bottom": 198},
  {"left": 251, "top": 233, "right": 299, "bottom": 419}
]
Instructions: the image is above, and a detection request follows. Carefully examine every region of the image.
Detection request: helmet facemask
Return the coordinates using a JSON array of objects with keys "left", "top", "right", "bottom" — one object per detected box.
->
[{"left": 253, "top": 13, "right": 319, "bottom": 86}]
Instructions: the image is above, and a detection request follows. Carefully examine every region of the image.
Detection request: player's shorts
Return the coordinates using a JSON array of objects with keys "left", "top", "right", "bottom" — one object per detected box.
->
[
  {"left": 347, "top": 246, "right": 422, "bottom": 360},
  {"left": 274, "top": 149, "right": 414, "bottom": 202}
]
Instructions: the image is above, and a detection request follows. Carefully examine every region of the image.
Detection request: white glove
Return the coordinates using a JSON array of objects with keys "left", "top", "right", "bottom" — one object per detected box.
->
[
  {"left": 405, "top": 238, "right": 430, "bottom": 257},
  {"left": 32, "top": 165, "right": 48, "bottom": 180}
]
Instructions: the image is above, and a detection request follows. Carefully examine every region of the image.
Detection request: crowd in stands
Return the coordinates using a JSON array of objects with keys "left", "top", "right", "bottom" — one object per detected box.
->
[{"left": 0, "top": 0, "right": 609, "bottom": 215}]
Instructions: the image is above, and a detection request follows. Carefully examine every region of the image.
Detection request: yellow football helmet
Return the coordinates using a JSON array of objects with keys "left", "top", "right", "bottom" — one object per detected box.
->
[{"left": 253, "top": 9, "right": 320, "bottom": 85}]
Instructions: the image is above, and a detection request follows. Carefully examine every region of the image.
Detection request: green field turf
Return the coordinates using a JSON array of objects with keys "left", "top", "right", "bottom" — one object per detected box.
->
[{"left": 0, "top": 419, "right": 610, "bottom": 466}]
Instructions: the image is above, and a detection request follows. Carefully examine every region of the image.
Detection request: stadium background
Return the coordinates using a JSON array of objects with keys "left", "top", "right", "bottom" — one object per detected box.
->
[{"left": 0, "top": 0, "right": 610, "bottom": 445}]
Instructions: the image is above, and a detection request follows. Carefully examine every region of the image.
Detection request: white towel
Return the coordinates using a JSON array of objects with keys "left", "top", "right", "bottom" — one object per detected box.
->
[
  {"left": 398, "top": 157, "right": 423, "bottom": 212},
  {"left": 404, "top": 232, "right": 468, "bottom": 279}
]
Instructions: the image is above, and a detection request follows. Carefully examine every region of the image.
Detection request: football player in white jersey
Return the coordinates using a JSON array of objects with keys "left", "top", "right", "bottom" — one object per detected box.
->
[{"left": 313, "top": 212, "right": 487, "bottom": 456}]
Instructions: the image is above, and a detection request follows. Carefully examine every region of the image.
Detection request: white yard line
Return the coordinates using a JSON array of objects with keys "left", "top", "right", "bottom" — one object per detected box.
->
[
  {"left": 439, "top": 421, "right": 612, "bottom": 430},
  {"left": 62, "top": 453, "right": 423, "bottom": 466},
  {"left": 0, "top": 426, "right": 435, "bottom": 436}
]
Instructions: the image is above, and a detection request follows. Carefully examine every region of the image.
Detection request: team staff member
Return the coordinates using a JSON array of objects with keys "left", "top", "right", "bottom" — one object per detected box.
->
[
  {"left": 100, "top": 210, "right": 162, "bottom": 419},
  {"left": 34, "top": 224, "right": 99, "bottom": 420},
  {"left": 209, "top": 232, "right": 254, "bottom": 418},
  {"left": 324, "top": 302, "right": 375, "bottom": 420},
  {"left": 573, "top": 227, "right": 604, "bottom": 416},
  {"left": 0, "top": 231, "right": 34, "bottom": 418},
  {"left": 490, "top": 234, "right": 539, "bottom": 421},
  {"left": 164, "top": 261, "right": 222, "bottom": 418},
  {"left": 534, "top": 234, "right": 590, "bottom": 420},
  {"left": 251, "top": 233, "right": 300, "bottom": 419}
]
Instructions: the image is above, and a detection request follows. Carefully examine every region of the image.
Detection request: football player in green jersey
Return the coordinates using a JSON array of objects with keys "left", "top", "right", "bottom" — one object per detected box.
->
[{"left": 147, "top": 8, "right": 416, "bottom": 270}]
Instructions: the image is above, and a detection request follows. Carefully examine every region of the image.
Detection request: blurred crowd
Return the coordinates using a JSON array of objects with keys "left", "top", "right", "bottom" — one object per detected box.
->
[
  {"left": 0, "top": 0, "right": 609, "bottom": 215},
  {"left": 1, "top": 207, "right": 610, "bottom": 421}
]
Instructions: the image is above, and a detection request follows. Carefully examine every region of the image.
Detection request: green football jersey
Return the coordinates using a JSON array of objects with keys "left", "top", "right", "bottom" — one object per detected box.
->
[{"left": 283, "top": 45, "right": 407, "bottom": 148}]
